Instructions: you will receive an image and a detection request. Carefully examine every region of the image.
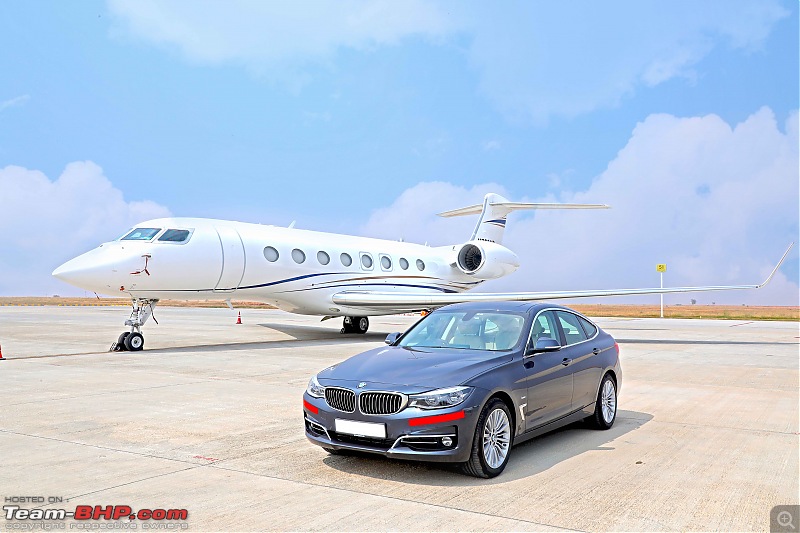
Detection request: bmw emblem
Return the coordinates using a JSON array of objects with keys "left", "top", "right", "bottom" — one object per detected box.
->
[{"left": 358, "top": 382, "right": 367, "bottom": 389}]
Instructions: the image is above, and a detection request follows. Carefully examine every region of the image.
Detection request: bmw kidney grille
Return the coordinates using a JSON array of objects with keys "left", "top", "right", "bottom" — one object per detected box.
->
[
  {"left": 325, "top": 387, "right": 356, "bottom": 412},
  {"left": 359, "top": 392, "right": 404, "bottom": 415}
]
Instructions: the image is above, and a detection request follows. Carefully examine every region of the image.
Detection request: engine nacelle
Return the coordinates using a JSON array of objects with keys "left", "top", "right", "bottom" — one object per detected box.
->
[{"left": 453, "top": 241, "right": 520, "bottom": 280}]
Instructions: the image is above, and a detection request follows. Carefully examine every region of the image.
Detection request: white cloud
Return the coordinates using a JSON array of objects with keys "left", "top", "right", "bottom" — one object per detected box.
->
[
  {"left": 108, "top": 0, "right": 456, "bottom": 76},
  {"left": 0, "top": 162, "right": 171, "bottom": 296},
  {"left": 361, "top": 181, "right": 509, "bottom": 244},
  {"left": 361, "top": 108, "right": 799, "bottom": 305},
  {"left": 0, "top": 94, "right": 30, "bottom": 113},
  {"left": 463, "top": 2, "right": 789, "bottom": 121},
  {"left": 107, "top": 1, "right": 788, "bottom": 120}
]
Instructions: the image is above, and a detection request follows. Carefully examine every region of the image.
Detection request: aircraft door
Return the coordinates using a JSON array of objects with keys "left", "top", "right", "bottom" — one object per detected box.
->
[{"left": 214, "top": 226, "right": 245, "bottom": 292}]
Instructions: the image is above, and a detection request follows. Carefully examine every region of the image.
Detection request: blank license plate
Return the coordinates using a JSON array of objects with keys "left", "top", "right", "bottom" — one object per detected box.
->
[{"left": 334, "top": 419, "right": 386, "bottom": 438}]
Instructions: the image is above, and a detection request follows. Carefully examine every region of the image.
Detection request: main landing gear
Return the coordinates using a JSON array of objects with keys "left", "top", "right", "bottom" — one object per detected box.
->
[
  {"left": 111, "top": 298, "right": 159, "bottom": 352},
  {"left": 341, "top": 316, "right": 369, "bottom": 334}
]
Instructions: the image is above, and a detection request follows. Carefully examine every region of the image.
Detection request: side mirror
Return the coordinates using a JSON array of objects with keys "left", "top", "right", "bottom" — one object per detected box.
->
[
  {"left": 385, "top": 332, "right": 401, "bottom": 345},
  {"left": 527, "top": 337, "right": 561, "bottom": 355}
]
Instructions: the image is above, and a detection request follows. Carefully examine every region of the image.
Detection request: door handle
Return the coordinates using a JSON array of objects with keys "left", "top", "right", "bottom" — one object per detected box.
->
[
  {"left": 561, "top": 358, "right": 572, "bottom": 366},
  {"left": 592, "top": 347, "right": 600, "bottom": 355}
]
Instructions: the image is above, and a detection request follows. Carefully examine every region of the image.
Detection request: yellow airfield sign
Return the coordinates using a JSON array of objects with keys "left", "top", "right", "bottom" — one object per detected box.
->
[{"left": 656, "top": 264, "right": 667, "bottom": 273}]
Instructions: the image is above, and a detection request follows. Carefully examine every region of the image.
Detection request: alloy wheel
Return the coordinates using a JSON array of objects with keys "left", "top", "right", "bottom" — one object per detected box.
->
[
  {"left": 601, "top": 379, "right": 616, "bottom": 424},
  {"left": 482, "top": 408, "right": 511, "bottom": 469}
]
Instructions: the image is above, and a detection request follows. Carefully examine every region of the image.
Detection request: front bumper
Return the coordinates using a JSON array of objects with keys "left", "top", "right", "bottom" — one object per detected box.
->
[{"left": 303, "top": 393, "right": 481, "bottom": 463}]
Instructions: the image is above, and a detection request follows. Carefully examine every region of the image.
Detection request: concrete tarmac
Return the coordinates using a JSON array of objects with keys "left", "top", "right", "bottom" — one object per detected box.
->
[{"left": 1, "top": 306, "right": 798, "bottom": 531}]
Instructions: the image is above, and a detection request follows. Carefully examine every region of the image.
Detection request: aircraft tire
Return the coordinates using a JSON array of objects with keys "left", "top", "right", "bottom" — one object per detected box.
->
[
  {"left": 115, "top": 332, "right": 130, "bottom": 351},
  {"left": 124, "top": 332, "right": 145, "bottom": 351},
  {"left": 355, "top": 317, "right": 369, "bottom": 334}
]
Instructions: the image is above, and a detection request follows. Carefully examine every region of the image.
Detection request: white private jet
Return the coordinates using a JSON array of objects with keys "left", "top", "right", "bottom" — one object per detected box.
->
[{"left": 52, "top": 193, "right": 793, "bottom": 351}]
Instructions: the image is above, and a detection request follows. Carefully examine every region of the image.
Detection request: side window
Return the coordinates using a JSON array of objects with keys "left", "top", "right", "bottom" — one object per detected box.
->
[
  {"left": 578, "top": 316, "right": 597, "bottom": 338},
  {"left": 399, "top": 258, "right": 409, "bottom": 270},
  {"left": 158, "top": 229, "right": 191, "bottom": 243},
  {"left": 291, "top": 249, "right": 306, "bottom": 264},
  {"left": 263, "top": 246, "right": 279, "bottom": 262},
  {"left": 360, "top": 253, "right": 373, "bottom": 270},
  {"left": 528, "top": 310, "right": 559, "bottom": 348},
  {"left": 557, "top": 311, "right": 588, "bottom": 346},
  {"left": 340, "top": 253, "right": 352, "bottom": 267},
  {"left": 317, "top": 251, "right": 330, "bottom": 265},
  {"left": 380, "top": 254, "right": 392, "bottom": 270}
]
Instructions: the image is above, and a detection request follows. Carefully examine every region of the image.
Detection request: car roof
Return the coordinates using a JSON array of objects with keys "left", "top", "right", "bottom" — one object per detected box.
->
[{"left": 438, "top": 300, "right": 574, "bottom": 314}]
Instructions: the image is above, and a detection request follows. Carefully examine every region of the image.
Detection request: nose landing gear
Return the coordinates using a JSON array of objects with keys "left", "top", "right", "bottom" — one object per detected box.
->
[
  {"left": 340, "top": 316, "right": 369, "bottom": 334},
  {"left": 111, "top": 298, "right": 159, "bottom": 352}
]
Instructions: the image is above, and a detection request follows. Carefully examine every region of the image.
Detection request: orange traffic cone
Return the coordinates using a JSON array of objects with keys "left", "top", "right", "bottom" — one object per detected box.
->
[
  {"left": 0, "top": 343, "right": 5, "bottom": 360},
  {"left": 236, "top": 312, "right": 242, "bottom": 325}
]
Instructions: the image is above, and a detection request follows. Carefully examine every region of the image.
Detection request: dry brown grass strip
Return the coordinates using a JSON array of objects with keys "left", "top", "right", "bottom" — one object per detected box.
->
[
  {"left": 0, "top": 297, "right": 276, "bottom": 309},
  {"left": 570, "top": 304, "right": 799, "bottom": 321},
  {"left": 1, "top": 297, "right": 796, "bottom": 320}
]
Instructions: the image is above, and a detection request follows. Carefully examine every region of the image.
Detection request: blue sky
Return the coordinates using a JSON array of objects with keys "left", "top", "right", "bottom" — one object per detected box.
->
[{"left": 0, "top": 1, "right": 798, "bottom": 303}]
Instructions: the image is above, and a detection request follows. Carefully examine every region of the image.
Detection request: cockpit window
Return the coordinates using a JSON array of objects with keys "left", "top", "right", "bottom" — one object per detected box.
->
[
  {"left": 121, "top": 228, "right": 161, "bottom": 241},
  {"left": 158, "top": 229, "right": 191, "bottom": 243}
]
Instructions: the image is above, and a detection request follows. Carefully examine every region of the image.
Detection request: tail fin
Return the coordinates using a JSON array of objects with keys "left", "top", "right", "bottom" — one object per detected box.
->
[{"left": 438, "top": 193, "right": 609, "bottom": 245}]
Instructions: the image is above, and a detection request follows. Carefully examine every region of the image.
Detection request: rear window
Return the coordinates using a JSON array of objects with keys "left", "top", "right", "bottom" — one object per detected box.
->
[
  {"left": 121, "top": 228, "right": 161, "bottom": 241},
  {"left": 158, "top": 229, "right": 191, "bottom": 243},
  {"left": 557, "top": 311, "right": 588, "bottom": 346},
  {"left": 579, "top": 316, "right": 598, "bottom": 338}
]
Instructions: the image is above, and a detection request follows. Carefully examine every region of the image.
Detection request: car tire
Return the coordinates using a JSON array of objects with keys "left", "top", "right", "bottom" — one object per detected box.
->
[
  {"left": 460, "top": 398, "right": 513, "bottom": 478},
  {"left": 587, "top": 373, "right": 617, "bottom": 430}
]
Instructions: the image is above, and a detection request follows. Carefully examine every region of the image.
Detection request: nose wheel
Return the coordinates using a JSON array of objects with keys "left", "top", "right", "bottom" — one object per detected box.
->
[
  {"left": 340, "top": 316, "right": 369, "bottom": 334},
  {"left": 113, "top": 331, "right": 145, "bottom": 352},
  {"left": 110, "top": 299, "right": 158, "bottom": 352}
]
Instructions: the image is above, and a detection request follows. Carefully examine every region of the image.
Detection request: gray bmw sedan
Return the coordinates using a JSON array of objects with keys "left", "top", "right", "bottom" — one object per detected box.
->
[{"left": 303, "top": 302, "right": 621, "bottom": 478}]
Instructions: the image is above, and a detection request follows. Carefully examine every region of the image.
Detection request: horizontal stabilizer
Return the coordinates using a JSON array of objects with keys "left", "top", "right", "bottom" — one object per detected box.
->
[{"left": 438, "top": 201, "right": 609, "bottom": 218}]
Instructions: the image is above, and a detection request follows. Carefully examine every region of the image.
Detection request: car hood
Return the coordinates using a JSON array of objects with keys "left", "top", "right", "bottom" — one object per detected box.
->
[{"left": 317, "top": 345, "right": 513, "bottom": 391}]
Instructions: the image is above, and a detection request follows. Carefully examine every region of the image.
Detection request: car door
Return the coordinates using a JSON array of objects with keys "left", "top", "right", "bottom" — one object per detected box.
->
[
  {"left": 523, "top": 310, "right": 574, "bottom": 429},
  {"left": 554, "top": 311, "right": 600, "bottom": 410}
]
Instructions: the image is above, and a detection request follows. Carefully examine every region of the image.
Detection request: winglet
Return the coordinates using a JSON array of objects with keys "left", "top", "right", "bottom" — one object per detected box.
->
[{"left": 757, "top": 242, "right": 794, "bottom": 288}]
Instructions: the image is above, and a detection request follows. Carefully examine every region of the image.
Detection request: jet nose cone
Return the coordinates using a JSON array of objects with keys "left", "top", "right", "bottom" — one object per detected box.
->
[
  {"left": 52, "top": 256, "right": 94, "bottom": 288},
  {"left": 53, "top": 246, "right": 125, "bottom": 292},
  {"left": 52, "top": 261, "right": 73, "bottom": 280}
]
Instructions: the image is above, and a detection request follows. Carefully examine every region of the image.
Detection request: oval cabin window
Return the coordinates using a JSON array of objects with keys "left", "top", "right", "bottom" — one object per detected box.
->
[{"left": 264, "top": 247, "right": 279, "bottom": 262}]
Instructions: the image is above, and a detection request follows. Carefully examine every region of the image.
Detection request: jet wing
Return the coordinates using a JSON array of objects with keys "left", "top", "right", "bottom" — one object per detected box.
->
[{"left": 332, "top": 243, "right": 794, "bottom": 312}]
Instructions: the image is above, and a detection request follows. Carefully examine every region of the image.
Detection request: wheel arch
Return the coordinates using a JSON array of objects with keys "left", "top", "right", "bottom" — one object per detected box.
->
[
  {"left": 484, "top": 390, "right": 517, "bottom": 439},
  {"left": 587, "top": 367, "right": 619, "bottom": 411}
]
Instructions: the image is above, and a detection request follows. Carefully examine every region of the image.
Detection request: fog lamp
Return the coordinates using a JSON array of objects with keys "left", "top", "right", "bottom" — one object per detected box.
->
[{"left": 441, "top": 436, "right": 453, "bottom": 447}]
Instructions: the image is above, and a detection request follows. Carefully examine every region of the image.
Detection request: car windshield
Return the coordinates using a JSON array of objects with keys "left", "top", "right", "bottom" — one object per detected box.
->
[
  {"left": 399, "top": 311, "right": 526, "bottom": 351},
  {"left": 120, "top": 228, "right": 161, "bottom": 241}
]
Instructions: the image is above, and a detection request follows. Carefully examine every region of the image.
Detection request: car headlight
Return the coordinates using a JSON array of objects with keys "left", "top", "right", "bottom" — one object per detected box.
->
[
  {"left": 306, "top": 375, "right": 325, "bottom": 398},
  {"left": 408, "top": 386, "right": 473, "bottom": 410}
]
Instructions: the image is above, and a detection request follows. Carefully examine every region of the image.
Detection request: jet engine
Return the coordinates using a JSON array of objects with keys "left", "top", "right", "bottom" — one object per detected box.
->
[{"left": 453, "top": 241, "right": 520, "bottom": 280}]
